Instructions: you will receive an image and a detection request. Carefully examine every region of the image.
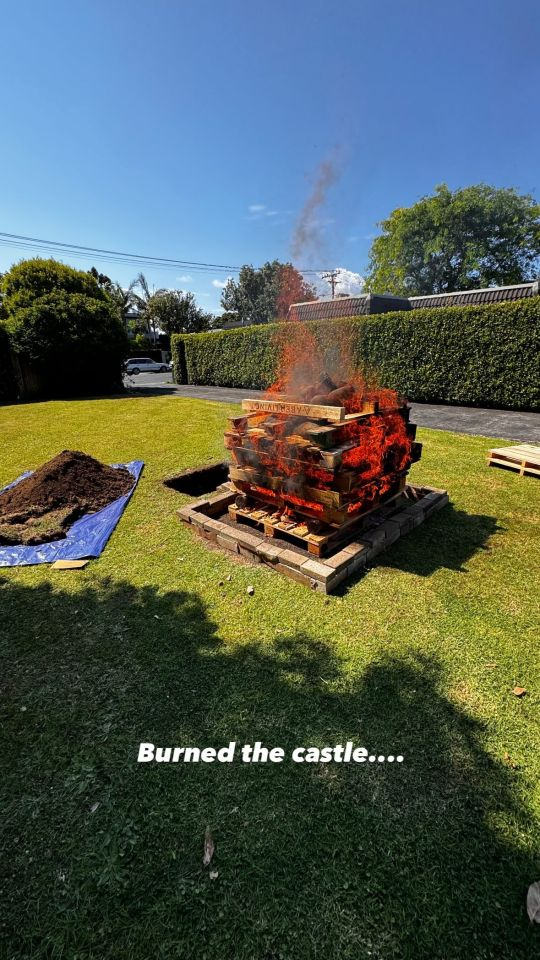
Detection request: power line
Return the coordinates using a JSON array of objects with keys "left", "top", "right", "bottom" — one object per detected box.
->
[
  {"left": 0, "top": 231, "right": 239, "bottom": 271},
  {"left": 0, "top": 233, "right": 237, "bottom": 273},
  {"left": 0, "top": 231, "right": 330, "bottom": 276},
  {"left": 0, "top": 239, "right": 234, "bottom": 274}
]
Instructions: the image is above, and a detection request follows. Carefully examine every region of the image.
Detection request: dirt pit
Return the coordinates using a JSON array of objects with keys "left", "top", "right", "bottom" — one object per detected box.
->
[
  {"left": 0, "top": 450, "right": 133, "bottom": 546},
  {"left": 163, "top": 461, "right": 229, "bottom": 497}
]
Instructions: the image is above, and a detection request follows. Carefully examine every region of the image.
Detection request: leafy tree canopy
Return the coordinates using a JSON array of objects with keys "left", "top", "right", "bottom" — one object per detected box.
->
[
  {"left": 0, "top": 258, "right": 127, "bottom": 362},
  {"left": 221, "top": 260, "right": 316, "bottom": 325},
  {"left": 147, "top": 289, "right": 212, "bottom": 335},
  {"left": 88, "top": 266, "right": 113, "bottom": 289},
  {"left": 364, "top": 183, "right": 540, "bottom": 296},
  {"left": 3, "top": 258, "right": 112, "bottom": 309}
]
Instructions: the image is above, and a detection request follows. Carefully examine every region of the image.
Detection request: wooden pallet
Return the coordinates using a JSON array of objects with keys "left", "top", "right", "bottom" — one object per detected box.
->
[
  {"left": 487, "top": 444, "right": 540, "bottom": 478},
  {"left": 228, "top": 479, "right": 407, "bottom": 557},
  {"left": 177, "top": 484, "right": 449, "bottom": 594}
]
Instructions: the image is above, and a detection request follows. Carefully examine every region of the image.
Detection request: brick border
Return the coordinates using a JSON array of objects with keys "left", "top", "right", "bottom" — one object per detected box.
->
[{"left": 177, "top": 485, "right": 449, "bottom": 594}]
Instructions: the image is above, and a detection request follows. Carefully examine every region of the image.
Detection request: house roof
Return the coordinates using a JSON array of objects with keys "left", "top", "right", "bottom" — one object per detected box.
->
[
  {"left": 288, "top": 281, "right": 539, "bottom": 320},
  {"left": 409, "top": 281, "right": 539, "bottom": 310},
  {"left": 289, "top": 294, "right": 409, "bottom": 322}
]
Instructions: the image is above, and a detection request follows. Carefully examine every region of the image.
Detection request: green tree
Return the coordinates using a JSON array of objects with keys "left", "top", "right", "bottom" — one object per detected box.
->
[
  {"left": 130, "top": 272, "right": 165, "bottom": 343},
  {"left": 88, "top": 266, "right": 113, "bottom": 289},
  {"left": 221, "top": 260, "right": 316, "bottom": 325},
  {"left": 0, "top": 258, "right": 127, "bottom": 397},
  {"left": 109, "top": 282, "right": 136, "bottom": 331},
  {"left": 147, "top": 290, "right": 212, "bottom": 335},
  {"left": 88, "top": 268, "right": 136, "bottom": 331},
  {"left": 364, "top": 184, "right": 540, "bottom": 295}
]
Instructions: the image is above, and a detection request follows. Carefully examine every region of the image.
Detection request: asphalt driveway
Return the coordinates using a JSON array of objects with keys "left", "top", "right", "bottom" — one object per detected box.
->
[{"left": 123, "top": 374, "right": 540, "bottom": 442}]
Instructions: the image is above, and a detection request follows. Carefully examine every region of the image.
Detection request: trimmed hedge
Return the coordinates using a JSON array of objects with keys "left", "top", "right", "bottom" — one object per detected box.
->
[
  {"left": 172, "top": 325, "right": 280, "bottom": 391},
  {"left": 0, "top": 326, "right": 17, "bottom": 402},
  {"left": 171, "top": 298, "right": 540, "bottom": 411}
]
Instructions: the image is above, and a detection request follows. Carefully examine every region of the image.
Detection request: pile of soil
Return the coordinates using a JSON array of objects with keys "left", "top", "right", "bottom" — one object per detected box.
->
[{"left": 0, "top": 450, "right": 133, "bottom": 546}]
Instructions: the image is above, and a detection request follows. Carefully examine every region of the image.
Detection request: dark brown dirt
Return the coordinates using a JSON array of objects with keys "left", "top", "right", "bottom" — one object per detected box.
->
[{"left": 0, "top": 450, "right": 133, "bottom": 546}]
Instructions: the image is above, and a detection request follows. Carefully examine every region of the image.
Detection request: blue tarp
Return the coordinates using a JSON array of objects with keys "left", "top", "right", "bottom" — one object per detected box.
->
[{"left": 0, "top": 460, "right": 144, "bottom": 567}]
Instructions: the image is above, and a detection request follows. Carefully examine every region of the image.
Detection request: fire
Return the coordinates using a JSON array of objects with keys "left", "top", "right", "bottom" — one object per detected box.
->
[
  {"left": 226, "top": 318, "right": 420, "bottom": 526},
  {"left": 250, "top": 484, "right": 325, "bottom": 516}
]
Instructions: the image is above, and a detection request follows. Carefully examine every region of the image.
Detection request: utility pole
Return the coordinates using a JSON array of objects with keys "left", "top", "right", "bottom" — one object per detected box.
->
[{"left": 321, "top": 270, "right": 340, "bottom": 299}]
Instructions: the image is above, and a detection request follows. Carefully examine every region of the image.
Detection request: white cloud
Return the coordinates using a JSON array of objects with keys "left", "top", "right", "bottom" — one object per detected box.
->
[
  {"left": 212, "top": 276, "right": 232, "bottom": 289},
  {"left": 246, "top": 204, "right": 285, "bottom": 222},
  {"left": 177, "top": 274, "right": 193, "bottom": 282},
  {"left": 312, "top": 267, "right": 364, "bottom": 298}
]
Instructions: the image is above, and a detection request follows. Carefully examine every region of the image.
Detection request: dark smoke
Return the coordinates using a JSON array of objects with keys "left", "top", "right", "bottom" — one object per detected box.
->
[{"left": 291, "top": 157, "right": 340, "bottom": 262}]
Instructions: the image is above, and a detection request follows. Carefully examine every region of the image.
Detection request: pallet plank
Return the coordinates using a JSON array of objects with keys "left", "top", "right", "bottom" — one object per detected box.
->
[
  {"left": 225, "top": 481, "right": 407, "bottom": 557},
  {"left": 242, "top": 398, "right": 346, "bottom": 422},
  {"left": 488, "top": 443, "right": 540, "bottom": 477},
  {"left": 488, "top": 456, "right": 540, "bottom": 477}
]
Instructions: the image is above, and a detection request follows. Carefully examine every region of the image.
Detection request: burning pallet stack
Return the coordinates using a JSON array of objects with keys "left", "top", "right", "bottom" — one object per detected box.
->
[
  {"left": 224, "top": 378, "right": 422, "bottom": 557},
  {"left": 178, "top": 350, "right": 449, "bottom": 591}
]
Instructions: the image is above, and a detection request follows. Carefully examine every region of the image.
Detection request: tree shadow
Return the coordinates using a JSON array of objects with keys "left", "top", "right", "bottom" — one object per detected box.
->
[
  {"left": 123, "top": 385, "right": 180, "bottom": 398},
  {"left": 378, "top": 502, "right": 503, "bottom": 577},
  {"left": 0, "top": 576, "right": 537, "bottom": 959},
  {"left": 0, "top": 387, "right": 180, "bottom": 407}
]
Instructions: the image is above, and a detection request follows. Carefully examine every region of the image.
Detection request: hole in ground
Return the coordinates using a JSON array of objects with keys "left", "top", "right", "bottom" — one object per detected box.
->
[{"left": 163, "top": 461, "right": 230, "bottom": 497}]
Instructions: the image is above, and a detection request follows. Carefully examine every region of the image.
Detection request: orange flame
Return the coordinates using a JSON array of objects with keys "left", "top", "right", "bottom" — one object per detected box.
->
[{"left": 233, "top": 313, "right": 415, "bottom": 522}]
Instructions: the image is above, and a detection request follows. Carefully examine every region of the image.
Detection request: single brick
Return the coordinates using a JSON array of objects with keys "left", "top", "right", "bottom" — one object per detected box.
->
[
  {"left": 203, "top": 518, "right": 227, "bottom": 533},
  {"left": 232, "top": 529, "right": 264, "bottom": 549},
  {"left": 238, "top": 545, "right": 261, "bottom": 562},
  {"left": 199, "top": 527, "right": 217, "bottom": 542},
  {"left": 326, "top": 567, "right": 352, "bottom": 590},
  {"left": 256, "top": 543, "right": 286, "bottom": 564},
  {"left": 380, "top": 520, "right": 401, "bottom": 544},
  {"left": 275, "top": 562, "right": 314, "bottom": 588},
  {"left": 358, "top": 526, "right": 387, "bottom": 548},
  {"left": 347, "top": 550, "right": 369, "bottom": 573},
  {"left": 300, "top": 558, "right": 334, "bottom": 581},
  {"left": 190, "top": 511, "right": 208, "bottom": 528},
  {"left": 277, "top": 548, "right": 305, "bottom": 570},
  {"left": 323, "top": 549, "right": 352, "bottom": 571},
  {"left": 216, "top": 532, "right": 240, "bottom": 553},
  {"left": 341, "top": 541, "right": 365, "bottom": 556}
]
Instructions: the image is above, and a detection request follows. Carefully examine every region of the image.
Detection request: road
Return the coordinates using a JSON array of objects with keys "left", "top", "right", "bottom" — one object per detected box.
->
[
  {"left": 124, "top": 371, "right": 176, "bottom": 390},
  {"left": 122, "top": 374, "right": 540, "bottom": 442}
]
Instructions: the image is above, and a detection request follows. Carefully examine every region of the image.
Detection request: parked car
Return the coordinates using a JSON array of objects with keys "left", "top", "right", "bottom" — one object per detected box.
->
[{"left": 125, "top": 357, "right": 171, "bottom": 375}]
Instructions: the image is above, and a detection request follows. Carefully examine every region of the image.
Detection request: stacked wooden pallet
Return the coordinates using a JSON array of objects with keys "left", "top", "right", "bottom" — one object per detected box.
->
[
  {"left": 224, "top": 397, "right": 421, "bottom": 528},
  {"left": 487, "top": 443, "right": 540, "bottom": 478}
]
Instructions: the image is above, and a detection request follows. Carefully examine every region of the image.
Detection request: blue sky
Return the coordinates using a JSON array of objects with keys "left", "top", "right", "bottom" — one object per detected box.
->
[{"left": 1, "top": 0, "right": 539, "bottom": 311}]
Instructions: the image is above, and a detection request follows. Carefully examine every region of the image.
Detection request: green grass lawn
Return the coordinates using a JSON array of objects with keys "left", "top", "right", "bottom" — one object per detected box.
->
[{"left": 1, "top": 395, "right": 539, "bottom": 960}]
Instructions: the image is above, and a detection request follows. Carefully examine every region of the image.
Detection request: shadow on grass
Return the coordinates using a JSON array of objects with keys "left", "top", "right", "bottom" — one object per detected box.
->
[
  {"left": 0, "top": 576, "right": 536, "bottom": 959},
  {"left": 379, "top": 502, "right": 503, "bottom": 577},
  {"left": 0, "top": 386, "right": 179, "bottom": 408},
  {"left": 124, "top": 385, "right": 180, "bottom": 398}
]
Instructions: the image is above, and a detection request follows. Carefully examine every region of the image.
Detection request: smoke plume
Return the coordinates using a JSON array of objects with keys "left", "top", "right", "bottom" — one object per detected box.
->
[{"left": 291, "top": 157, "right": 340, "bottom": 262}]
